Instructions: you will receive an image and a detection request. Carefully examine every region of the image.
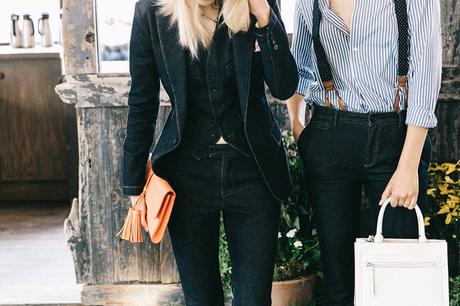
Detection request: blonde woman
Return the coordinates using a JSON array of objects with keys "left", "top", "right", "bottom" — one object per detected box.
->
[{"left": 122, "top": 0, "right": 298, "bottom": 304}]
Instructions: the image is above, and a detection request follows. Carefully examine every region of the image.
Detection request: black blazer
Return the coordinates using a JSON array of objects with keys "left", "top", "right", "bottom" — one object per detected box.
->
[{"left": 123, "top": 0, "right": 299, "bottom": 201}]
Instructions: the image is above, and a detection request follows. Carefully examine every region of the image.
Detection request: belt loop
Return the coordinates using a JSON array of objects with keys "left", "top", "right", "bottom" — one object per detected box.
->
[
  {"left": 398, "top": 110, "right": 405, "bottom": 127},
  {"left": 333, "top": 109, "right": 339, "bottom": 127}
]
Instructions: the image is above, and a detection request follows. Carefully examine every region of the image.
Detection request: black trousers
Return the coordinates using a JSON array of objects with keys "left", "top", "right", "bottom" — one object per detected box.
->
[
  {"left": 297, "top": 106, "right": 431, "bottom": 306},
  {"left": 157, "top": 144, "right": 280, "bottom": 306}
]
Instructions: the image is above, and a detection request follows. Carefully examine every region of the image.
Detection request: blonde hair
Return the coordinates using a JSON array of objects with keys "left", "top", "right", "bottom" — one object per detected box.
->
[{"left": 159, "top": 0, "right": 251, "bottom": 57}]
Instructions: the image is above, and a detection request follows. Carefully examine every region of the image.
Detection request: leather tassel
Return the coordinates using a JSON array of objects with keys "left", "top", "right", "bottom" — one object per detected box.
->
[{"left": 117, "top": 208, "right": 144, "bottom": 243}]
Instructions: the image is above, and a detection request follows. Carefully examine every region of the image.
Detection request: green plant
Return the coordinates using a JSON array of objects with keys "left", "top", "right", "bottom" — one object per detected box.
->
[
  {"left": 274, "top": 131, "right": 321, "bottom": 281},
  {"left": 450, "top": 276, "right": 460, "bottom": 306},
  {"left": 219, "top": 219, "right": 232, "bottom": 293},
  {"left": 424, "top": 161, "right": 460, "bottom": 276}
]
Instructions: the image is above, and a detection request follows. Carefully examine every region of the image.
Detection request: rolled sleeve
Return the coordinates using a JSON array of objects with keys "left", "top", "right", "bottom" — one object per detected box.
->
[
  {"left": 290, "top": 0, "right": 315, "bottom": 97},
  {"left": 405, "top": 0, "right": 442, "bottom": 128}
]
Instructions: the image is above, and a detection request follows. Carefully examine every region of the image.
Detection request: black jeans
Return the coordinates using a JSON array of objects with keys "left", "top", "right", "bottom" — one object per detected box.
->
[
  {"left": 297, "top": 106, "right": 431, "bottom": 306},
  {"left": 156, "top": 144, "right": 280, "bottom": 306}
]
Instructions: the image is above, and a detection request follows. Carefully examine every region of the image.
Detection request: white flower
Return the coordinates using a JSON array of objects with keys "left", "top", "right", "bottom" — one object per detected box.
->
[
  {"left": 286, "top": 229, "right": 297, "bottom": 238},
  {"left": 293, "top": 240, "right": 303, "bottom": 248},
  {"left": 278, "top": 232, "right": 282, "bottom": 239}
]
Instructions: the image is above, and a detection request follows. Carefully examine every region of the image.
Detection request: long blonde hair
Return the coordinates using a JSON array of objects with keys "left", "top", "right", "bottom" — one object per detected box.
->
[{"left": 159, "top": 0, "right": 251, "bottom": 57}]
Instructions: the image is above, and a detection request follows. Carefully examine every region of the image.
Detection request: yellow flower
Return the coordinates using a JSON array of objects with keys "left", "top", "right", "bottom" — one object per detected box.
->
[
  {"left": 438, "top": 183, "right": 452, "bottom": 195},
  {"left": 445, "top": 176, "right": 455, "bottom": 184},
  {"left": 445, "top": 161, "right": 460, "bottom": 175},
  {"left": 445, "top": 214, "right": 452, "bottom": 225},
  {"left": 448, "top": 195, "right": 460, "bottom": 205},
  {"left": 424, "top": 217, "right": 431, "bottom": 226},
  {"left": 427, "top": 188, "right": 437, "bottom": 197},
  {"left": 437, "top": 200, "right": 459, "bottom": 225},
  {"left": 438, "top": 205, "right": 451, "bottom": 215},
  {"left": 430, "top": 163, "right": 448, "bottom": 172}
]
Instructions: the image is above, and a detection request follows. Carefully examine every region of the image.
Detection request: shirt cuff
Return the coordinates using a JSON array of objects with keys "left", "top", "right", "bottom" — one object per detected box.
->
[
  {"left": 295, "top": 75, "right": 311, "bottom": 97},
  {"left": 122, "top": 185, "right": 144, "bottom": 196},
  {"left": 405, "top": 105, "right": 438, "bottom": 128}
]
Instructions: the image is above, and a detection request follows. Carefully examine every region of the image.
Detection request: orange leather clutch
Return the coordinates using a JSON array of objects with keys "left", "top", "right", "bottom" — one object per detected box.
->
[{"left": 117, "top": 156, "right": 176, "bottom": 244}]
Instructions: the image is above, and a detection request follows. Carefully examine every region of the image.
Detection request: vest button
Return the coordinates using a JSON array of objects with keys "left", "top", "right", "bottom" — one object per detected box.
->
[{"left": 173, "top": 138, "right": 178, "bottom": 144}]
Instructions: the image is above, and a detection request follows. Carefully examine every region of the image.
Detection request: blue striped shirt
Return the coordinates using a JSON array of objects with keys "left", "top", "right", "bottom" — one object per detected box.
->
[{"left": 291, "top": 0, "right": 442, "bottom": 128}]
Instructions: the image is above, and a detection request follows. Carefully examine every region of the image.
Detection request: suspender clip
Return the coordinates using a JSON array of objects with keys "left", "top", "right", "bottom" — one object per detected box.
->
[{"left": 393, "top": 75, "right": 409, "bottom": 113}]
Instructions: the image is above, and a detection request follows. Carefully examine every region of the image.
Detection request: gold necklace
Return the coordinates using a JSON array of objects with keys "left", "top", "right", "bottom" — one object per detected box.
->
[{"left": 199, "top": 14, "right": 218, "bottom": 23}]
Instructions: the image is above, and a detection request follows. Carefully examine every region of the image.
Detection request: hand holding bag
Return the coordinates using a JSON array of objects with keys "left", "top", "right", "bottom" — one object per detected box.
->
[
  {"left": 117, "top": 156, "right": 176, "bottom": 244},
  {"left": 354, "top": 198, "right": 449, "bottom": 306}
]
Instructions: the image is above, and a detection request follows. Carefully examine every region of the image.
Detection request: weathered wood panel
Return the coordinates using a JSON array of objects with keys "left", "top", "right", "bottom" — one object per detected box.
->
[
  {"left": 55, "top": 75, "right": 181, "bottom": 288},
  {"left": 441, "top": 0, "right": 460, "bottom": 65},
  {"left": 431, "top": 101, "right": 460, "bottom": 162},
  {"left": 61, "top": 0, "right": 97, "bottom": 74},
  {"left": 75, "top": 106, "right": 180, "bottom": 285}
]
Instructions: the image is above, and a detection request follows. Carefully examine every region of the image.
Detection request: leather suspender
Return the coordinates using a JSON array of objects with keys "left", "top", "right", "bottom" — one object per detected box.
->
[{"left": 312, "top": 0, "right": 410, "bottom": 112}]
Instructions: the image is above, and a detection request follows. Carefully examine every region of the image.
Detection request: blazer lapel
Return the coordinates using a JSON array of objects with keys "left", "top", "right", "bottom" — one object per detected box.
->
[
  {"left": 232, "top": 25, "right": 255, "bottom": 123},
  {"left": 155, "top": 11, "right": 187, "bottom": 136}
]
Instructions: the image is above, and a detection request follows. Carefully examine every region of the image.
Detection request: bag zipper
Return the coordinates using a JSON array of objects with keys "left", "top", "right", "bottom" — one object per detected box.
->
[{"left": 365, "top": 261, "right": 441, "bottom": 296}]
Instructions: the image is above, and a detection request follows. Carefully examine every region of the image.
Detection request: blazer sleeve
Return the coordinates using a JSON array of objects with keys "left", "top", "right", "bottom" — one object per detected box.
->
[
  {"left": 254, "top": 0, "right": 299, "bottom": 100},
  {"left": 122, "top": 3, "right": 160, "bottom": 196}
]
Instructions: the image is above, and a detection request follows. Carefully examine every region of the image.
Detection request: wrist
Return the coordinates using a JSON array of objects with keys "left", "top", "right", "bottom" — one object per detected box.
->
[
  {"left": 397, "top": 158, "right": 420, "bottom": 172},
  {"left": 290, "top": 118, "right": 303, "bottom": 128},
  {"left": 253, "top": 5, "right": 271, "bottom": 27}
]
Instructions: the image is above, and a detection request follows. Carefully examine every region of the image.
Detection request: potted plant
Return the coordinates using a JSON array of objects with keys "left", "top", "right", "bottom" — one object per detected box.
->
[
  {"left": 219, "top": 130, "right": 321, "bottom": 306},
  {"left": 271, "top": 130, "right": 321, "bottom": 306}
]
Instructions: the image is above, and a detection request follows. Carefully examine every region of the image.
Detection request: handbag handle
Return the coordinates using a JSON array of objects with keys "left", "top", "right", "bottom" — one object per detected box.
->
[{"left": 374, "top": 197, "right": 427, "bottom": 243}]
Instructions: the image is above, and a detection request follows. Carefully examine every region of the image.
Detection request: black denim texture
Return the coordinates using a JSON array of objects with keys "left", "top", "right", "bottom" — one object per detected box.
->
[
  {"left": 181, "top": 24, "right": 250, "bottom": 159},
  {"left": 122, "top": 0, "right": 299, "bottom": 201},
  {"left": 298, "top": 105, "right": 431, "bottom": 306},
  {"left": 156, "top": 144, "right": 280, "bottom": 306}
]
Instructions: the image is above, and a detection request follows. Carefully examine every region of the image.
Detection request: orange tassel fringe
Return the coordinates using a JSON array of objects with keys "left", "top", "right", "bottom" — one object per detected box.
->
[{"left": 116, "top": 207, "right": 144, "bottom": 243}]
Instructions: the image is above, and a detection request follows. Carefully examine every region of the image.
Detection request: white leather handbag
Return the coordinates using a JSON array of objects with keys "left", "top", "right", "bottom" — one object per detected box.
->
[{"left": 354, "top": 198, "right": 449, "bottom": 306}]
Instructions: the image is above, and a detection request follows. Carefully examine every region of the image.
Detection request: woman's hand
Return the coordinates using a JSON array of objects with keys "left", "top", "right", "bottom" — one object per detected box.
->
[
  {"left": 380, "top": 166, "right": 419, "bottom": 209},
  {"left": 130, "top": 195, "right": 148, "bottom": 232},
  {"left": 379, "top": 125, "right": 428, "bottom": 210},
  {"left": 248, "top": 0, "right": 271, "bottom": 28}
]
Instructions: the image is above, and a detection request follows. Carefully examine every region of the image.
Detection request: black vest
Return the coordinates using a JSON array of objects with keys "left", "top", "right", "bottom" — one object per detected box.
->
[{"left": 179, "top": 24, "right": 250, "bottom": 159}]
